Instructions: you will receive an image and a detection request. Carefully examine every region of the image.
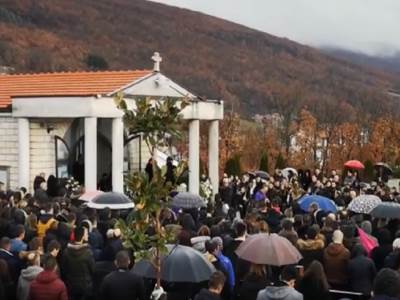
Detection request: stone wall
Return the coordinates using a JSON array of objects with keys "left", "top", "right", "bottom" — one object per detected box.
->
[
  {"left": 29, "top": 119, "right": 73, "bottom": 190},
  {"left": 0, "top": 116, "right": 18, "bottom": 189}
]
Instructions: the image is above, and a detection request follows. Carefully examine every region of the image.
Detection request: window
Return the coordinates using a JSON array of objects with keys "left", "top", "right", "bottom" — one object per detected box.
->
[{"left": 55, "top": 136, "right": 70, "bottom": 178}]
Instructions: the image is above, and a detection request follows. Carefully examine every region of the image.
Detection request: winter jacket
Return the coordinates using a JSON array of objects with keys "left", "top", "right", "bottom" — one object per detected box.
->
[
  {"left": 0, "top": 248, "right": 22, "bottom": 282},
  {"left": 61, "top": 242, "right": 95, "bottom": 296},
  {"left": 296, "top": 238, "right": 324, "bottom": 251},
  {"left": 28, "top": 270, "right": 68, "bottom": 300},
  {"left": 17, "top": 265, "right": 43, "bottom": 300},
  {"left": 37, "top": 215, "right": 56, "bottom": 239},
  {"left": 297, "top": 238, "right": 325, "bottom": 269},
  {"left": 237, "top": 273, "right": 269, "bottom": 300},
  {"left": 100, "top": 269, "right": 145, "bottom": 300},
  {"left": 256, "top": 283, "right": 303, "bottom": 300},
  {"left": 348, "top": 255, "right": 376, "bottom": 295},
  {"left": 323, "top": 243, "right": 350, "bottom": 286},
  {"left": 191, "top": 236, "right": 211, "bottom": 253},
  {"left": 383, "top": 251, "right": 400, "bottom": 270},
  {"left": 371, "top": 244, "right": 393, "bottom": 271},
  {"left": 194, "top": 288, "right": 221, "bottom": 300},
  {"left": 216, "top": 253, "right": 235, "bottom": 289},
  {"left": 279, "top": 230, "right": 298, "bottom": 246}
]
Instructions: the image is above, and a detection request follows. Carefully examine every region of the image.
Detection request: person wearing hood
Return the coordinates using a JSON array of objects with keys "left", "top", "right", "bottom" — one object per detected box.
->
[
  {"left": 383, "top": 238, "right": 400, "bottom": 270},
  {"left": 371, "top": 268, "right": 400, "bottom": 300},
  {"left": 194, "top": 271, "right": 226, "bottom": 300},
  {"left": 191, "top": 225, "right": 211, "bottom": 253},
  {"left": 61, "top": 226, "right": 95, "bottom": 300},
  {"left": 323, "top": 229, "right": 350, "bottom": 289},
  {"left": 348, "top": 244, "right": 376, "bottom": 296},
  {"left": 17, "top": 251, "right": 43, "bottom": 300},
  {"left": 256, "top": 265, "right": 303, "bottom": 300},
  {"left": 371, "top": 229, "right": 393, "bottom": 271},
  {"left": 28, "top": 255, "right": 67, "bottom": 300},
  {"left": 296, "top": 227, "right": 324, "bottom": 269}
]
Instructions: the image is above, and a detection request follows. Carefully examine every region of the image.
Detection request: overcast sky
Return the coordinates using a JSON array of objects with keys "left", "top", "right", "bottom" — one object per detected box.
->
[{"left": 151, "top": 0, "right": 400, "bottom": 56}]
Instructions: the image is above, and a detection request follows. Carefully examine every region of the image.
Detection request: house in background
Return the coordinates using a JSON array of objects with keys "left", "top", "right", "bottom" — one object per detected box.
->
[{"left": 0, "top": 53, "right": 223, "bottom": 194}]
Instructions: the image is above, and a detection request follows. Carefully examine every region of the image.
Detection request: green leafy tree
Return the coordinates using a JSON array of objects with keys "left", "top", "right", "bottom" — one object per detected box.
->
[
  {"left": 114, "top": 94, "right": 188, "bottom": 289},
  {"left": 224, "top": 154, "right": 242, "bottom": 176},
  {"left": 259, "top": 151, "right": 269, "bottom": 172},
  {"left": 275, "top": 152, "right": 286, "bottom": 169},
  {"left": 85, "top": 53, "right": 109, "bottom": 70},
  {"left": 364, "top": 160, "right": 375, "bottom": 181}
]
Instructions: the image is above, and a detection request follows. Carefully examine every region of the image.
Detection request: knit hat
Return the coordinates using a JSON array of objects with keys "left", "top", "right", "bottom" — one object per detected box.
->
[
  {"left": 393, "top": 238, "right": 400, "bottom": 250},
  {"left": 332, "top": 229, "right": 344, "bottom": 244}
]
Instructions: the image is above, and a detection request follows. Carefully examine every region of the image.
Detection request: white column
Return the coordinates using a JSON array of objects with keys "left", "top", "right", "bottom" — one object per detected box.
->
[
  {"left": 18, "top": 118, "right": 30, "bottom": 189},
  {"left": 208, "top": 120, "right": 219, "bottom": 198},
  {"left": 188, "top": 119, "right": 200, "bottom": 194},
  {"left": 112, "top": 117, "right": 124, "bottom": 193},
  {"left": 84, "top": 117, "right": 97, "bottom": 191}
]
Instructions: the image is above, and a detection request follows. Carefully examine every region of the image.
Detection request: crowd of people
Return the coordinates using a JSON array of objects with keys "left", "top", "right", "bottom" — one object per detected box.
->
[{"left": 1, "top": 167, "right": 400, "bottom": 300}]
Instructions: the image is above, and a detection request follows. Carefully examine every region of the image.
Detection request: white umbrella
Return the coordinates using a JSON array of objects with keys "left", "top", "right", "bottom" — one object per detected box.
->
[{"left": 282, "top": 167, "right": 298, "bottom": 179}]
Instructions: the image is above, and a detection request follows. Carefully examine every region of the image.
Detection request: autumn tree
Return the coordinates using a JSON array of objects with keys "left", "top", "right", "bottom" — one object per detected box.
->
[{"left": 220, "top": 110, "right": 242, "bottom": 171}]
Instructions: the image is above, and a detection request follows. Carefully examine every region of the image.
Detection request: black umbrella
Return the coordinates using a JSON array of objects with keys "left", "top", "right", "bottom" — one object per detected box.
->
[
  {"left": 132, "top": 244, "right": 215, "bottom": 282},
  {"left": 370, "top": 202, "right": 400, "bottom": 219},
  {"left": 87, "top": 192, "right": 134, "bottom": 210},
  {"left": 171, "top": 192, "right": 206, "bottom": 209},
  {"left": 374, "top": 162, "right": 393, "bottom": 175}
]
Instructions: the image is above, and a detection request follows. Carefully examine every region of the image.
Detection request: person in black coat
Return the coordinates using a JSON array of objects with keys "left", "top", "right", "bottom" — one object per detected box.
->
[
  {"left": 100, "top": 250, "right": 145, "bottom": 300},
  {"left": 348, "top": 244, "right": 376, "bottom": 296},
  {"left": 371, "top": 229, "right": 393, "bottom": 271},
  {"left": 0, "top": 237, "right": 22, "bottom": 283}
]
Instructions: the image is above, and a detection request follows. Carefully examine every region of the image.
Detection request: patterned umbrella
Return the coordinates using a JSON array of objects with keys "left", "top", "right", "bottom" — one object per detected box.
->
[
  {"left": 132, "top": 244, "right": 215, "bottom": 282},
  {"left": 298, "top": 195, "right": 337, "bottom": 213},
  {"left": 171, "top": 192, "right": 206, "bottom": 209},
  {"left": 348, "top": 195, "right": 382, "bottom": 214},
  {"left": 235, "top": 233, "right": 302, "bottom": 266},
  {"left": 344, "top": 160, "right": 365, "bottom": 170},
  {"left": 370, "top": 202, "right": 400, "bottom": 219}
]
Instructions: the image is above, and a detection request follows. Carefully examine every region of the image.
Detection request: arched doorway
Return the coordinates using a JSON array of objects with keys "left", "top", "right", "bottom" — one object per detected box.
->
[{"left": 55, "top": 133, "right": 112, "bottom": 189}]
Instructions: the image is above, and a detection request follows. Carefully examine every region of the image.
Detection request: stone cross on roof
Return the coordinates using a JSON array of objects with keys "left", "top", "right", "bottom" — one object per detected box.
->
[{"left": 151, "top": 52, "right": 162, "bottom": 72}]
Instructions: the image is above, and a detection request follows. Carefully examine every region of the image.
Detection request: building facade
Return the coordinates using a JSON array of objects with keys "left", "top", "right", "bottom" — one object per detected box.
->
[{"left": 0, "top": 53, "right": 223, "bottom": 195}]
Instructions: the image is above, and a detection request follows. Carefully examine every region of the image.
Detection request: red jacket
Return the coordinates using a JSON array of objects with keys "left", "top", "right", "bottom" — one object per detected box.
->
[{"left": 28, "top": 270, "right": 68, "bottom": 300}]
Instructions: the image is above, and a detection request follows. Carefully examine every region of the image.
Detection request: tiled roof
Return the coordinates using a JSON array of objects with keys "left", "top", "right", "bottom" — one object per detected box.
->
[{"left": 0, "top": 70, "right": 153, "bottom": 108}]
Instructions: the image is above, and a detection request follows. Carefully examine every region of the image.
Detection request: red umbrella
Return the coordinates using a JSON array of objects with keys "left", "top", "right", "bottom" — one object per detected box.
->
[
  {"left": 344, "top": 160, "right": 365, "bottom": 170},
  {"left": 235, "top": 233, "right": 302, "bottom": 266}
]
